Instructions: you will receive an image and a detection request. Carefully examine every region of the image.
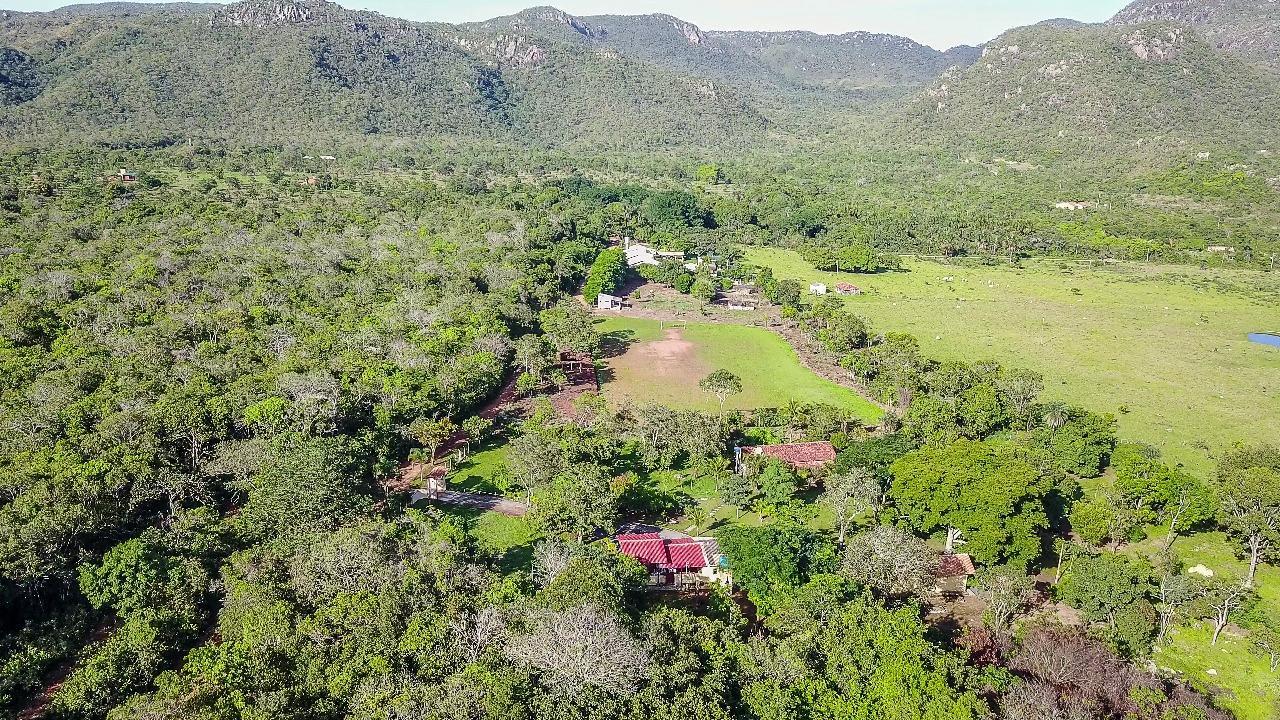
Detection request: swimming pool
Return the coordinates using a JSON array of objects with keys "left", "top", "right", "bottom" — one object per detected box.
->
[{"left": 1250, "top": 332, "right": 1280, "bottom": 348}]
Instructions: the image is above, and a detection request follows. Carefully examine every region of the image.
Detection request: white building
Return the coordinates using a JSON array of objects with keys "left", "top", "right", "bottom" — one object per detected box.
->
[
  {"left": 622, "top": 237, "right": 684, "bottom": 268},
  {"left": 809, "top": 283, "right": 828, "bottom": 295},
  {"left": 597, "top": 293, "right": 624, "bottom": 310}
]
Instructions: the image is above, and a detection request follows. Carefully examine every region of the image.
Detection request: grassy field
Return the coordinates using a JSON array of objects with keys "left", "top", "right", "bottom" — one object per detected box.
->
[
  {"left": 595, "top": 316, "right": 883, "bottom": 423},
  {"left": 747, "top": 247, "right": 1280, "bottom": 716},
  {"left": 746, "top": 248, "right": 1280, "bottom": 475},
  {"left": 1130, "top": 530, "right": 1280, "bottom": 719}
]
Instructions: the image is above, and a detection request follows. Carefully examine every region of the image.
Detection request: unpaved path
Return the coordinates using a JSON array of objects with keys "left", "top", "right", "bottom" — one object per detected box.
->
[
  {"left": 410, "top": 489, "right": 529, "bottom": 517},
  {"left": 641, "top": 328, "right": 696, "bottom": 364}
]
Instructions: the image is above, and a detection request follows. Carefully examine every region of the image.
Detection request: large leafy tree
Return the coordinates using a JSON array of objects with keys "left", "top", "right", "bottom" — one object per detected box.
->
[
  {"left": 1056, "top": 552, "right": 1158, "bottom": 657},
  {"left": 1028, "top": 406, "right": 1117, "bottom": 478},
  {"left": 698, "top": 369, "right": 743, "bottom": 421},
  {"left": 889, "top": 440, "right": 1052, "bottom": 571},
  {"left": 717, "top": 525, "right": 834, "bottom": 614},
  {"left": 582, "top": 247, "right": 626, "bottom": 304},
  {"left": 1215, "top": 444, "right": 1280, "bottom": 587},
  {"left": 539, "top": 300, "right": 601, "bottom": 355},
  {"left": 757, "top": 578, "right": 987, "bottom": 720}
]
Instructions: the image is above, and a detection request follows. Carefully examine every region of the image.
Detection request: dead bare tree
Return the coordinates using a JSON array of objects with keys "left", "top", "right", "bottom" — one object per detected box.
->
[
  {"left": 974, "top": 570, "right": 1035, "bottom": 641},
  {"left": 1198, "top": 578, "right": 1256, "bottom": 646},
  {"left": 451, "top": 606, "right": 506, "bottom": 664},
  {"left": 531, "top": 540, "right": 576, "bottom": 589},
  {"left": 505, "top": 603, "right": 649, "bottom": 694},
  {"left": 840, "top": 524, "right": 938, "bottom": 597},
  {"left": 822, "top": 467, "right": 884, "bottom": 544}
]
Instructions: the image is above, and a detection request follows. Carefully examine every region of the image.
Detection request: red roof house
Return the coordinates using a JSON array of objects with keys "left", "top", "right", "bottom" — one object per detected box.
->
[
  {"left": 615, "top": 534, "right": 729, "bottom": 587},
  {"left": 835, "top": 282, "right": 861, "bottom": 295},
  {"left": 937, "top": 553, "right": 976, "bottom": 579},
  {"left": 934, "top": 553, "right": 977, "bottom": 595},
  {"left": 737, "top": 441, "right": 836, "bottom": 472}
]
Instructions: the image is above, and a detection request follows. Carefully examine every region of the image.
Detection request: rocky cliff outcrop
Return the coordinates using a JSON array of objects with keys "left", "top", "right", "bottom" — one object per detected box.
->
[
  {"left": 210, "top": 0, "right": 341, "bottom": 29},
  {"left": 1110, "top": 0, "right": 1280, "bottom": 67}
]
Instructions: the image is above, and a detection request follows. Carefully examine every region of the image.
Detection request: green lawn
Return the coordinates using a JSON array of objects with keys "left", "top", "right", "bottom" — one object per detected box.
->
[
  {"left": 746, "top": 247, "right": 1280, "bottom": 475},
  {"left": 595, "top": 316, "right": 883, "bottom": 423},
  {"left": 448, "top": 444, "right": 510, "bottom": 494},
  {"left": 749, "top": 247, "right": 1280, "bottom": 714},
  {"left": 1129, "top": 531, "right": 1280, "bottom": 719}
]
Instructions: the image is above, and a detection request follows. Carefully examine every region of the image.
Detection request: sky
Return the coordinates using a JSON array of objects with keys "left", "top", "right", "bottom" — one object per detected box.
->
[{"left": 5, "top": 0, "right": 1131, "bottom": 50}]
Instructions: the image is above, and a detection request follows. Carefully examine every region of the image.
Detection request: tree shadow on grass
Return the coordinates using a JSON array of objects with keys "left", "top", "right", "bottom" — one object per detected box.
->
[
  {"left": 597, "top": 328, "right": 637, "bottom": 359},
  {"left": 596, "top": 364, "right": 617, "bottom": 386},
  {"left": 498, "top": 543, "right": 535, "bottom": 576},
  {"left": 449, "top": 469, "right": 503, "bottom": 494}
]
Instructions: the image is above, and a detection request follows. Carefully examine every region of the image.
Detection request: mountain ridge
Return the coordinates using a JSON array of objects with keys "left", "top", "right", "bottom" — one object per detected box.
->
[
  {"left": 0, "top": 0, "right": 1277, "bottom": 162},
  {"left": 1109, "top": 0, "right": 1280, "bottom": 69},
  {"left": 898, "top": 17, "right": 1280, "bottom": 162}
]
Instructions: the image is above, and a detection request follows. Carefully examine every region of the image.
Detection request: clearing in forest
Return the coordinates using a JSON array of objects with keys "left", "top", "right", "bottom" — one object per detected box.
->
[
  {"left": 746, "top": 247, "right": 1280, "bottom": 475},
  {"left": 595, "top": 316, "right": 882, "bottom": 423}
]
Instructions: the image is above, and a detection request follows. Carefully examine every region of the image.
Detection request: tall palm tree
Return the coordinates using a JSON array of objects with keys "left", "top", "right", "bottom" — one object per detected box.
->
[
  {"left": 687, "top": 505, "right": 710, "bottom": 533},
  {"left": 1043, "top": 404, "right": 1069, "bottom": 444}
]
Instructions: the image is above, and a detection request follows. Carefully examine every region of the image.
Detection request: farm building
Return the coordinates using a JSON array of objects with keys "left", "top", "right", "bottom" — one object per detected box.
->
[
  {"left": 735, "top": 441, "right": 836, "bottom": 474},
  {"left": 597, "top": 293, "right": 624, "bottom": 310},
  {"left": 809, "top": 283, "right": 828, "bottom": 295},
  {"left": 420, "top": 466, "right": 447, "bottom": 499},
  {"left": 615, "top": 533, "right": 731, "bottom": 588},
  {"left": 934, "top": 553, "right": 977, "bottom": 596},
  {"left": 115, "top": 168, "right": 137, "bottom": 182},
  {"left": 834, "top": 283, "right": 861, "bottom": 295},
  {"left": 622, "top": 237, "right": 684, "bottom": 268}
]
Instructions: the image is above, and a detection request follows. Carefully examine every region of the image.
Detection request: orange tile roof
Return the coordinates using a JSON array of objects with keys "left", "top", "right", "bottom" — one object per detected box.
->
[
  {"left": 748, "top": 441, "right": 836, "bottom": 469},
  {"left": 937, "top": 553, "right": 977, "bottom": 578}
]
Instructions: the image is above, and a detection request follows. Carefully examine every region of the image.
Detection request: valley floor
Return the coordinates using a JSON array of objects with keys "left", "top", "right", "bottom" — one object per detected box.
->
[{"left": 746, "top": 248, "right": 1280, "bottom": 476}]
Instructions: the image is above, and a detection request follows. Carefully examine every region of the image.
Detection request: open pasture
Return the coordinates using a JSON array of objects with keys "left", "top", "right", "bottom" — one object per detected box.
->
[
  {"left": 594, "top": 316, "right": 883, "bottom": 423},
  {"left": 746, "top": 248, "right": 1280, "bottom": 474}
]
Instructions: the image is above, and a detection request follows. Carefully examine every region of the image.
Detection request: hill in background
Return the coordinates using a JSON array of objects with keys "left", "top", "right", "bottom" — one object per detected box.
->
[
  {"left": 896, "top": 18, "right": 1280, "bottom": 163},
  {"left": 1110, "top": 0, "right": 1280, "bottom": 71},
  {"left": 464, "top": 6, "right": 979, "bottom": 98},
  {"left": 0, "top": 0, "right": 1277, "bottom": 163}
]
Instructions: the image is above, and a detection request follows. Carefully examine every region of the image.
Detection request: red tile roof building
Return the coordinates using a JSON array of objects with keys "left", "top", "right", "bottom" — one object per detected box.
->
[
  {"left": 936, "top": 553, "right": 977, "bottom": 579},
  {"left": 737, "top": 441, "right": 836, "bottom": 472},
  {"left": 615, "top": 534, "right": 730, "bottom": 587},
  {"left": 933, "top": 553, "right": 977, "bottom": 596}
]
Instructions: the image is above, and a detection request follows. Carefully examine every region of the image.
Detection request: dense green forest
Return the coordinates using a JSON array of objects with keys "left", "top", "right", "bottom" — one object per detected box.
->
[
  {"left": 2, "top": 143, "right": 1276, "bottom": 720},
  {"left": 1, "top": 0, "right": 1279, "bottom": 718}
]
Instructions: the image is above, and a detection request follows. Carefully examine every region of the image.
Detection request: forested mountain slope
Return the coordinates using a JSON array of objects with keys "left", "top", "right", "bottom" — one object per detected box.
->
[
  {"left": 1, "top": 0, "right": 1279, "bottom": 163},
  {"left": 0, "top": 0, "right": 766, "bottom": 148},
  {"left": 1110, "top": 0, "right": 1280, "bottom": 70},
  {"left": 710, "top": 30, "right": 979, "bottom": 92},
  {"left": 465, "top": 6, "right": 978, "bottom": 97},
  {"left": 894, "top": 19, "right": 1280, "bottom": 162}
]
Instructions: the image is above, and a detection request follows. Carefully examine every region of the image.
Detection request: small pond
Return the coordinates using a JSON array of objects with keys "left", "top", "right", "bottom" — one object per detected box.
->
[{"left": 1249, "top": 332, "right": 1280, "bottom": 348}]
